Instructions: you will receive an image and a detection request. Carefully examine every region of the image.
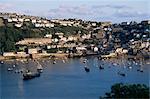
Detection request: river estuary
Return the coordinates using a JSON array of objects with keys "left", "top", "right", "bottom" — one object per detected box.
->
[{"left": 0, "top": 56, "right": 149, "bottom": 99}]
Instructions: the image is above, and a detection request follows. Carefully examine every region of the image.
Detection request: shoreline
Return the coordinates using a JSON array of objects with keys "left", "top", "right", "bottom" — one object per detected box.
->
[{"left": 0, "top": 53, "right": 149, "bottom": 61}]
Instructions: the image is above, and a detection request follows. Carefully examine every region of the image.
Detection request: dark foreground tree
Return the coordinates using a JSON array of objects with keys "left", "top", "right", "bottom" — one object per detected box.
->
[{"left": 100, "top": 83, "right": 149, "bottom": 99}]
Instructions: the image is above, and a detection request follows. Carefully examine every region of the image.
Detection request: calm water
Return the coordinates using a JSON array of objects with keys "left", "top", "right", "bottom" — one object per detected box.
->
[{"left": 0, "top": 56, "right": 149, "bottom": 99}]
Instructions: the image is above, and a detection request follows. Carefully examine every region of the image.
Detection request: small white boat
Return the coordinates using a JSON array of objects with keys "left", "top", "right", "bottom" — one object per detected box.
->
[
  {"left": 53, "top": 60, "right": 56, "bottom": 64},
  {"left": 83, "top": 59, "right": 87, "bottom": 63},
  {"left": 62, "top": 60, "right": 65, "bottom": 63},
  {"left": 0, "top": 61, "right": 4, "bottom": 64},
  {"left": 135, "top": 63, "right": 138, "bottom": 65},
  {"left": 128, "top": 66, "right": 132, "bottom": 69},
  {"left": 112, "top": 63, "right": 117, "bottom": 66},
  {"left": 8, "top": 68, "right": 13, "bottom": 71},
  {"left": 13, "top": 64, "right": 16, "bottom": 68}
]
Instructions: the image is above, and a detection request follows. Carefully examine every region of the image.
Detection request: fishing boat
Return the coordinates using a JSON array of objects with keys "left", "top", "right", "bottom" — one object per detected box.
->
[{"left": 23, "top": 71, "right": 40, "bottom": 80}]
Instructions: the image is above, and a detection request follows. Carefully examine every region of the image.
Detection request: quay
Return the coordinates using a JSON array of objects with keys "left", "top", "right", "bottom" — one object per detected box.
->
[
  {"left": 0, "top": 53, "right": 69, "bottom": 61},
  {"left": 0, "top": 52, "right": 148, "bottom": 61}
]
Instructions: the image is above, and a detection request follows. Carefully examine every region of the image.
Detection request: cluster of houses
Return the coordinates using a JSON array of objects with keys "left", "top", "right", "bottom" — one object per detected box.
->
[
  {"left": 0, "top": 12, "right": 54, "bottom": 28},
  {"left": 0, "top": 12, "right": 111, "bottom": 29},
  {"left": 0, "top": 12, "right": 149, "bottom": 59}
]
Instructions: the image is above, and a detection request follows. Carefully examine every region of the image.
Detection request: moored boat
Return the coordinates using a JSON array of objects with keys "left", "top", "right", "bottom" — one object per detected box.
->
[
  {"left": 0, "top": 61, "right": 4, "bottom": 64},
  {"left": 99, "top": 65, "right": 104, "bottom": 70},
  {"left": 84, "top": 66, "right": 90, "bottom": 72},
  {"left": 23, "top": 70, "right": 40, "bottom": 80},
  {"left": 118, "top": 71, "right": 126, "bottom": 77},
  {"left": 7, "top": 68, "right": 13, "bottom": 71},
  {"left": 37, "top": 64, "right": 43, "bottom": 73}
]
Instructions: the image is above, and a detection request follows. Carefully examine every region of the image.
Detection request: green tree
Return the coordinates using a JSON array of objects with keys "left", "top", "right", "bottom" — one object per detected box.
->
[{"left": 101, "top": 83, "right": 149, "bottom": 99}]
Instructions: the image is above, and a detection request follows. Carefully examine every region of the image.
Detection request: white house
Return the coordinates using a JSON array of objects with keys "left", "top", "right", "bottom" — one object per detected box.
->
[
  {"left": 91, "top": 22, "right": 96, "bottom": 26},
  {"left": 50, "top": 24, "right": 54, "bottom": 27},
  {"left": 37, "top": 20, "right": 42, "bottom": 23},
  {"left": 45, "top": 23, "right": 51, "bottom": 28},
  {"left": 122, "top": 49, "right": 128, "bottom": 54},
  {"left": 44, "top": 34, "right": 52, "bottom": 38},
  {"left": 18, "top": 18, "right": 24, "bottom": 22},
  {"left": 94, "top": 47, "right": 99, "bottom": 52},
  {"left": 81, "top": 34, "right": 91, "bottom": 39},
  {"left": 15, "top": 23, "right": 23, "bottom": 28},
  {"left": 76, "top": 47, "right": 87, "bottom": 51},
  {"left": 52, "top": 38, "right": 59, "bottom": 43},
  {"left": 28, "top": 48, "right": 38, "bottom": 54},
  {"left": 43, "top": 20, "right": 48, "bottom": 24},
  {"left": 31, "top": 19, "right": 36, "bottom": 23},
  {"left": 35, "top": 23, "right": 41, "bottom": 27},
  {"left": 24, "top": 18, "right": 30, "bottom": 22},
  {"left": 141, "top": 41, "right": 149, "bottom": 48},
  {"left": 60, "top": 37, "right": 67, "bottom": 42},
  {"left": 55, "top": 32, "right": 64, "bottom": 38},
  {"left": 3, "top": 52, "right": 15, "bottom": 57},
  {"left": 7, "top": 18, "right": 12, "bottom": 22},
  {"left": 12, "top": 18, "right": 18, "bottom": 22},
  {"left": 115, "top": 48, "right": 123, "bottom": 54}
]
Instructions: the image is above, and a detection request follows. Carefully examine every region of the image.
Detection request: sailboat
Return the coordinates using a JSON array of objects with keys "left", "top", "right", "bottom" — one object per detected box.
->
[
  {"left": 117, "top": 55, "right": 126, "bottom": 77},
  {"left": 35, "top": 60, "right": 43, "bottom": 73},
  {"left": 37, "top": 64, "right": 43, "bottom": 73},
  {"left": 137, "top": 58, "right": 144, "bottom": 73}
]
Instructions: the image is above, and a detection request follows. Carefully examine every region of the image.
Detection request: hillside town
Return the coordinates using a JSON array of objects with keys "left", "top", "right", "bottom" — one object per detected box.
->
[{"left": 0, "top": 12, "right": 149, "bottom": 60}]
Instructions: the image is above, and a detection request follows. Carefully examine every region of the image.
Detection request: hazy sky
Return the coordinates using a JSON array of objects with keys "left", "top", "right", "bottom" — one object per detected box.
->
[{"left": 0, "top": 0, "right": 149, "bottom": 22}]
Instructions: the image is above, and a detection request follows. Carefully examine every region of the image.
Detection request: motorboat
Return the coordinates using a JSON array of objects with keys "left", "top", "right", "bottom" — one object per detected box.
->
[
  {"left": 118, "top": 71, "right": 126, "bottom": 77},
  {"left": 0, "top": 61, "right": 4, "bottom": 64},
  {"left": 84, "top": 66, "right": 90, "bottom": 72},
  {"left": 137, "top": 69, "right": 143, "bottom": 72},
  {"left": 99, "top": 65, "right": 104, "bottom": 70},
  {"left": 13, "top": 64, "right": 16, "bottom": 68},
  {"left": 7, "top": 68, "right": 13, "bottom": 71},
  {"left": 128, "top": 66, "right": 132, "bottom": 69},
  {"left": 53, "top": 60, "right": 56, "bottom": 64},
  {"left": 62, "top": 60, "right": 65, "bottom": 63},
  {"left": 83, "top": 59, "right": 87, "bottom": 63}
]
